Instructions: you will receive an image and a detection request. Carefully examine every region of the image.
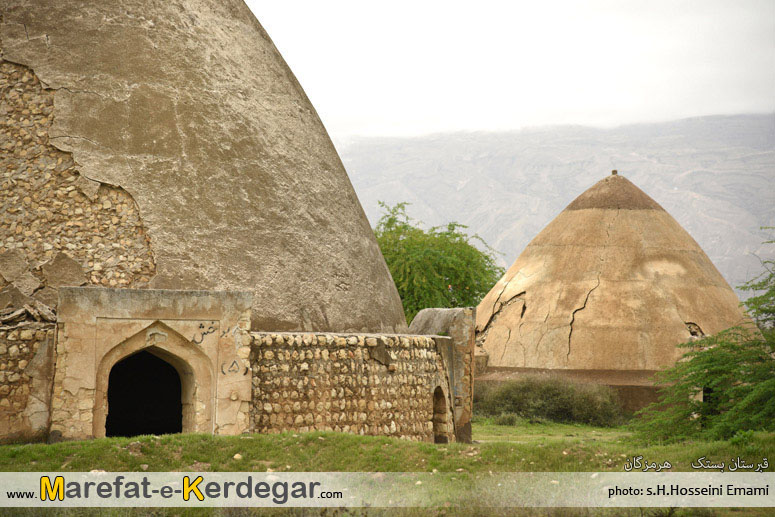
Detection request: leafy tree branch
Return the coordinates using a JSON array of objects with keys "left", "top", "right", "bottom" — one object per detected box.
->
[{"left": 374, "top": 202, "right": 504, "bottom": 323}]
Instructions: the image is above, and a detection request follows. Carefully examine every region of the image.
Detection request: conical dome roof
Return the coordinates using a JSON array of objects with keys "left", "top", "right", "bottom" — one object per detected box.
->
[
  {"left": 475, "top": 173, "right": 747, "bottom": 372},
  {"left": 0, "top": 0, "right": 406, "bottom": 332}
]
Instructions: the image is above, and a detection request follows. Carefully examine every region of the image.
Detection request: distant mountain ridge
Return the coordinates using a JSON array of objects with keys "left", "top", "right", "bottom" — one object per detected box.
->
[{"left": 339, "top": 114, "right": 775, "bottom": 299}]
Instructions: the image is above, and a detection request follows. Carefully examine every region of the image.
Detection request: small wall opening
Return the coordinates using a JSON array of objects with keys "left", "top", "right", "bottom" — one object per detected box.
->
[
  {"left": 105, "top": 351, "right": 182, "bottom": 437},
  {"left": 432, "top": 386, "right": 449, "bottom": 444}
]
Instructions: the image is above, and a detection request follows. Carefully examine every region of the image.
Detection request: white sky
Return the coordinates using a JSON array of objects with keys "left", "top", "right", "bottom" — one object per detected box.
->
[{"left": 246, "top": 0, "right": 775, "bottom": 138}]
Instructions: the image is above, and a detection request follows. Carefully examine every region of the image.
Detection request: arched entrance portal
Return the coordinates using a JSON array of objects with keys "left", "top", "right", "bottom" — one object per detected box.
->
[
  {"left": 432, "top": 386, "right": 449, "bottom": 444},
  {"left": 105, "top": 351, "right": 182, "bottom": 437},
  {"left": 93, "top": 323, "right": 215, "bottom": 439}
]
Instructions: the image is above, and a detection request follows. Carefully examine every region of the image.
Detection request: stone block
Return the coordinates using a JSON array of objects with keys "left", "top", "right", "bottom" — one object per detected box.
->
[
  {"left": 0, "top": 285, "right": 31, "bottom": 310},
  {"left": 13, "top": 272, "right": 41, "bottom": 296},
  {"left": 0, "top": 249, "right": 29, "bottom": 283},
  {"left": 42, "top": 252, "right": 87, "bottom": 288}
]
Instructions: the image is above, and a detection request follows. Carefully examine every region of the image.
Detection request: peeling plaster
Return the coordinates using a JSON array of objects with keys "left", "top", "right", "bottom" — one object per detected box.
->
[
  {"left": 1, "top": 54, "right": 160, "bottom": 320},
  {"left": 1, "top": 0, "right": 407, "bottom": 332}
]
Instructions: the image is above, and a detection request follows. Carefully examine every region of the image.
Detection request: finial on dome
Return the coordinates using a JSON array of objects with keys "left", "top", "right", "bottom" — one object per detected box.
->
[{"left": 611, "top": 169, "right": 618, "bottom": 175}]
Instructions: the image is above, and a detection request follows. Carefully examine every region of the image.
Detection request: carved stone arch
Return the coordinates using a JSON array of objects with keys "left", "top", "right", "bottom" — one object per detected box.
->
[{"left": 93, "top": 321, "right": 215, "bottom": 438}]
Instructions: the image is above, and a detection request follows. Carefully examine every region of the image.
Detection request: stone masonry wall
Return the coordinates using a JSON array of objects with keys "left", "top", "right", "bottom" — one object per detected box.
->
[
  {"left": 0, "top": 57, "right": 155, "bottom": 310},
  {"left": 250, "top": 333, "right": 453, "bottom": 442},
  {"left": 0, "top": 313, "right": 55, "bottom": 442}
]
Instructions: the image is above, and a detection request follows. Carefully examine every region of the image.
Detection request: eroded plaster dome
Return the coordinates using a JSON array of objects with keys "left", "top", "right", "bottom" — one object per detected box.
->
[{"left": 0, "top": 0, "right": 406, "bottom": 332}]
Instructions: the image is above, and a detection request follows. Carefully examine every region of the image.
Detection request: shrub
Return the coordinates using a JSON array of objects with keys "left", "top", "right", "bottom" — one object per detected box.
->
[
  {"left": 474, "top": 376, "right": 625, "bottom": 427},
  {"left": 630, "top": 325, "right": 775, "bottom": 442},
  {"left": 492, "top": 413, "right": 521, "bottom": 426},
  {"left": 632, "top": 231, "right": 775, "bottom": 443},
  {"left": 472, "top": 380, "right": 497, "bottom": 407}
]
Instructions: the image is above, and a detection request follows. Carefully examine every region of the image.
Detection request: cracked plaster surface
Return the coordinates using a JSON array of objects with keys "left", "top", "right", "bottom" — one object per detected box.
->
[{"left": 475, "top": 175, "right": 747, "bottom": 372}]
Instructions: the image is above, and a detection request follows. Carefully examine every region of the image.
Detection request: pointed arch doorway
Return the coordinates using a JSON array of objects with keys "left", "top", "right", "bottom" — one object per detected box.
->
[
  {"left": 105, "top": 350, "right": 183, "bottom": 437},
  {"left": 93, "top": 322, "right": 215, "bottom": 438}
]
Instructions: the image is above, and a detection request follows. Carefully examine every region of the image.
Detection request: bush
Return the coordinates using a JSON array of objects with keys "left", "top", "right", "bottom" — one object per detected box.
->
[
  {"left": 630, "top": 325, "right": 775, "bottom": 442},
  {"left": 474, "top": 376, "right": 625, "bottom": 427},
  {"left": 472, "top": 380, "right": 497, "bottom": 407},
  {"left": 632, "top": 231, "right": 775, "bottom": 443},
  {"left": 492, "top": 413, "right": 521, "bottom": 426}
]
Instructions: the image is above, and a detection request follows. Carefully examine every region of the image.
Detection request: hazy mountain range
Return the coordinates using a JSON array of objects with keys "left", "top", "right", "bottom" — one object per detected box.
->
[{"left": 338, "top": 114, "right": 775, "bottom": 300}]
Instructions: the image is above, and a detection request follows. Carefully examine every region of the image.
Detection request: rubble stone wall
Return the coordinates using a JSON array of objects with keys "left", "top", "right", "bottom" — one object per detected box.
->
[
  {"left": 0, "top": 315, "right": 55, "bottom": 442},
  {"left": 250, "top": 332, "right": 454, "bottom": 442},
  {"left": 0, "top": 58, "right": 156, "bottom": 311}
]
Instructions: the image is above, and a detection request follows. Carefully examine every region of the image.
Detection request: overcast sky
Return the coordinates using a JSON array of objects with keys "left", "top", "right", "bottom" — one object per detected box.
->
[{"left": 246, "top": 0, "right": 775, "bottom": 139}]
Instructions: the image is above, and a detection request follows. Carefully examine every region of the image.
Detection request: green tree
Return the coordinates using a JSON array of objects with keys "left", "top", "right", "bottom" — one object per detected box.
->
[
  {"left": 374, "top": 202, "right": 504, "bottom": 323},
  {"left": 631, "top": 326, "right": 774, "bottom": 442},
  {"left": 738, "top": 227, "right": 775, "bottom": 338},
  {"left": 632, "top": 229, "right": 775, "bottom": 442}
]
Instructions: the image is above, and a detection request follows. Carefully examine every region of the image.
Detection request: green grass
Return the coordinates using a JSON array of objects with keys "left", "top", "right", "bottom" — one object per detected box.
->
[
  {"left": 0, "top": 418, "right": 772, "bottom": 474},
  {"left": 1, "top": 422, "right": 773, "bottom": 516},
  {"left": 4, "top": 508, "right": 765, "bottom": 517}
]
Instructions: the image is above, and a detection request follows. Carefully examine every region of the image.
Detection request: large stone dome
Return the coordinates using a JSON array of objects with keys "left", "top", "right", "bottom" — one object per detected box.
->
[
  {"left": 476, "top": 173, "right": 747, "bottom": 374},
  {"left": 0, "top": 0, "right": 406, "bottom": 332}
]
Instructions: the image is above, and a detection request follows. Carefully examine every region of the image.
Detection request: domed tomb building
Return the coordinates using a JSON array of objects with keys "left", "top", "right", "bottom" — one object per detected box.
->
[
  {"left": 475, "top": 172, "right": 748, "bottom": 409},
  {"left": 0, "top": 0, "right": 473, "bottom": 444}
]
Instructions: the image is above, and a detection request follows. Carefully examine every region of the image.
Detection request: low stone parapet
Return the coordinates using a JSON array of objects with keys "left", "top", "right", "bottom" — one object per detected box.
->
[{"left": 250, "top": 332, "right": 454, "bottom": 442}]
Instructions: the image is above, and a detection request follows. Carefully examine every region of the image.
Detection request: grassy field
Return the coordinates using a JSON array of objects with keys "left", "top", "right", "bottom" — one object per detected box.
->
[
  {"left": 1, "top": 420, "right": 773, "bottom": 516},
  {"left": 1, "top": 418, "right": 772, "bottom": 473}
]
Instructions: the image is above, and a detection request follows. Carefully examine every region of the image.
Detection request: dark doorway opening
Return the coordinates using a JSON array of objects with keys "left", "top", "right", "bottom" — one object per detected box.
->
[
  {"left": 106, "top": 350, "right": 182, "bottom": 437},
  {"left": 432, "top": 386, "right": 449, "bottom": 444}
]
